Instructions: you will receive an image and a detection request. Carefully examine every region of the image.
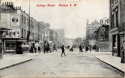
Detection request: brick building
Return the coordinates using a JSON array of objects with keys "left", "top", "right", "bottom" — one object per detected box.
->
[
  {"left": 1, "top": 2, "right": 49, "bottom": 54},
  {"left": 109, "top": 0, "right": 125, "bottom": 57}
]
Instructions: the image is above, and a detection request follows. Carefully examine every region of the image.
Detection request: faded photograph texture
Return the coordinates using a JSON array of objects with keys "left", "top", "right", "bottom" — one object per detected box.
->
[{"left": 0, "top": 0, "right": 125, "bottom": 78}]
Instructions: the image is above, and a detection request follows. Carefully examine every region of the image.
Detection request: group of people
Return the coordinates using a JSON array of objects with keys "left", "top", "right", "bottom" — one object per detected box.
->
[
  {"left": 30, "top": 45, "right": 41, "bottom": 53},
  {"left": 68, "top": 44, "right": 89, "bottom": 53}
]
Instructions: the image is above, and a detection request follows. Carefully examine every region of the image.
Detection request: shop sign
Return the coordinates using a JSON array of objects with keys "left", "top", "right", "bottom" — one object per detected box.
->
[{"left": 2, "top": 29, "right": 21, "bottom": 38}]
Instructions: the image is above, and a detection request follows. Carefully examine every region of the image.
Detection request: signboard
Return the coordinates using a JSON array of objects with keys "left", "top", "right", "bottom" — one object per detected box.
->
[
  {"left": 11, "top": 16, "right": 20, "bottom": 26},
  {"left": 2, "top": 29, "right": 21, "bottom": 38}
]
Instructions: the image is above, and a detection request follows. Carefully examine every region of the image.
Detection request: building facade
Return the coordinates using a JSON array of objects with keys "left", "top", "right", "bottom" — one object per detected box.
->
[
  {"left": 1, "top": 2, "right": 49, "bottom": 54},
  {"left": 94, "top": 17, "right": 112, "bottom": 52},
  {"left": 109, "top": 0, "right": 125, "bottom": 57}
]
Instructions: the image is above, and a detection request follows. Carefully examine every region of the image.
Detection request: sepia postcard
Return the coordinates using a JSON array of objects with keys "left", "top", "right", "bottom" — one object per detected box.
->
[{"left": 0, "top": 0, "right": 125, "bottom": 78}]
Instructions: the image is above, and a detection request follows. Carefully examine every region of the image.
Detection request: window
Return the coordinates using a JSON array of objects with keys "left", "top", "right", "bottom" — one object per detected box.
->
[
  {"left": 24, "top": 17, "right": 26, "bottom": 24},
  {"left": 111, "top": 13, "right": 114, "bottom": 29},
  {"left": 111, "top": 0, "right": 114, "bottom": 5},
  {"left": 22, "top": 15, "right": 23, "bottom": 23},
  {"left": 24, "top": 29, "right": 26, "bottom": 37},
  {"left": 21, "top": 29, "right": 23, "bottom": 38},
  {"left": 24, "top": 17, "right": 25, "bottom": 24},
  {"left": 6, "top": 43, "right": 16, "bottom": 50},
  {"left": 116, "top": 10, "right": 118, "bottom": 27}
]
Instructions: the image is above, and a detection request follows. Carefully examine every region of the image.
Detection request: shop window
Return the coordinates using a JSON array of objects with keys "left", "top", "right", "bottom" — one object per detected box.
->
[{"left": 6, "top": 43, "right": 16, "bottom": 50}]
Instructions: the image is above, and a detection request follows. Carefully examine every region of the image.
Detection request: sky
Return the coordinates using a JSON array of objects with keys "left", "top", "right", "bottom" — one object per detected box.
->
[{"left": 1, "top": 0, "right": 109, "bottom": 39}]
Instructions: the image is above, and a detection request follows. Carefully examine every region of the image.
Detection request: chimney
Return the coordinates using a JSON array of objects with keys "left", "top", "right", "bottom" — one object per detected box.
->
[
  {"left": 9, "top": 2, "right": 10, "bottom": 5},
  {"left": 7, "top": 2, "right": 8, "bottom": 5}
]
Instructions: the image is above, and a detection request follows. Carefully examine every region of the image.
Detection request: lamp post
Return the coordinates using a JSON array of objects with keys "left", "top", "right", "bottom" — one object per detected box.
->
[{"left": 90, "top": 35, "right": 91, "bottom": 53}]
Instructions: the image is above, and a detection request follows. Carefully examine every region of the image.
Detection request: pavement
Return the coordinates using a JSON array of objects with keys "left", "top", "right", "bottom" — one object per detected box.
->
[
  {"left": 91, "top": 51, "right": 125, "bottom": 73},
  {"left": 0, "top": 49, "right": 125, "bottom": 76},
  {"left": 0, "top": 52, "right": 39, "bottom": 70}
]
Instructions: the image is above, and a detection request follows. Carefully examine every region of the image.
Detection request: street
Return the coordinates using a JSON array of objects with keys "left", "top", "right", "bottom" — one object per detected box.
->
[{"left": 0, "top": 49, "right": 123, "bottom": 78}]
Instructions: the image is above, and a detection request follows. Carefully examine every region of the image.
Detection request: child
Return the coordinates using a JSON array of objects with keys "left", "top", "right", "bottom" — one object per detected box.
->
[{"left": 61, "top": 45, "right": 66, "bottom": 57}]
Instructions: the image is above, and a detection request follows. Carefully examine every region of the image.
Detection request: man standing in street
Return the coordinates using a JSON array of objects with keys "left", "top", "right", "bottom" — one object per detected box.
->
[
  {"left": 79, "top": 44, "right": 82, "bottom": 53},
  {"left": 121, "top": 41, "right": 125, "bottom": 63},
  {"left": 61, "top": 45, "right": 66, "bottom": 57}
]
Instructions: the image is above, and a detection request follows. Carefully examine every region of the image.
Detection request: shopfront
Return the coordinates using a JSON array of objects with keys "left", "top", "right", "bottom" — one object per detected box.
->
[
  {"left": 112, "top": 34, "right": 120, "bottom": 56},
  {"left": 3, "top": 38, "right": 27, "bottom": 54}
]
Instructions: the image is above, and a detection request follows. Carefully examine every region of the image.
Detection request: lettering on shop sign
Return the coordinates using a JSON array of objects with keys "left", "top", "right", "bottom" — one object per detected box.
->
[{"left": 36, "top": 4, "right": 77, "bottom": 7}]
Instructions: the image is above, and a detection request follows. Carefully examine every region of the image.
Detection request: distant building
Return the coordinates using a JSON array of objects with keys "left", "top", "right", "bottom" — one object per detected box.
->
[
  {"left": 49, "top": 29, "right": 58, "bottom": 45},
  {"left": 64, "top": 38, "right": 75, "bottom": 47},
  {"left": 54, "top": 29, "right": 65, "bottom": 45},
  {"left": 86, "top": 19, "right": 101, "bottom": 47},
  {"left": 94, "top": 17, "right": 112, "bottom": 52}
]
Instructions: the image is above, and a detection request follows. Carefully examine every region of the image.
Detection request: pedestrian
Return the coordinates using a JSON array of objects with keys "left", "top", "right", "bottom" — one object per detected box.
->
[
  {"left": 79, "top": 44, "right": 82, "bottom": 53},
  {"left": 34, "top": 47, "right": 37, "bottom": 53},
  {"left": 18, "top": 44, "right": 23, "bottom": 54},
  {"left": 61, "top": 45, "right": 66, "bottom": 57},
  {"left": 53, "top": 44, "right": 57, "bottom": 52},
  {"left": 38, "top": 46, "right": 41, "bottom": 53},
  {"left": 30, "top": 46, "right": 33, "bottom": 53},
  {"left": 86, "top": 46, "right": 88, "bottom": 51},
  {"left": 121, "top": 41, "right": 125, "bottom": 63},
  {"left": 44, "top": 41, "right": 49, "bottom": 53},
  {"left": 70, "top": 46, "right": 73, "bottom": 52}
]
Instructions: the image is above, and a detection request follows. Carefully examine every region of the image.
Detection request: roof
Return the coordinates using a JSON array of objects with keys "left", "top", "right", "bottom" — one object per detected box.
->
[
  {"left": 94, "top": 25, "right": 109, "bottom": 33},
  {"left": 1, "top": 5, "right": 12, "bottom": 9},
  {"left": 91, "top": 20, "right": 100, "bottom": 25}
]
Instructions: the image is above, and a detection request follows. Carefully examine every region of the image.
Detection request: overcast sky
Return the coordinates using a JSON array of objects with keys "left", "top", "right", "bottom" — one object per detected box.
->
[{"left": 2, "top": 0, "right": 109, "bottom": 39}]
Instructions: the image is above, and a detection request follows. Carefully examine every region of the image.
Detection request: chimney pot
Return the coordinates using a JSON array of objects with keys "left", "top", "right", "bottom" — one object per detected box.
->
[{"left": 7, "top": 2, "right": 8, "bottom": 5}]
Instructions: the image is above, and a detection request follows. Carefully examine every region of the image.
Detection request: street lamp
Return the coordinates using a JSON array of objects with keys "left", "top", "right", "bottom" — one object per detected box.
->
[{"left": 90, "top": 35, "right": 91, "bottom": 53}]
